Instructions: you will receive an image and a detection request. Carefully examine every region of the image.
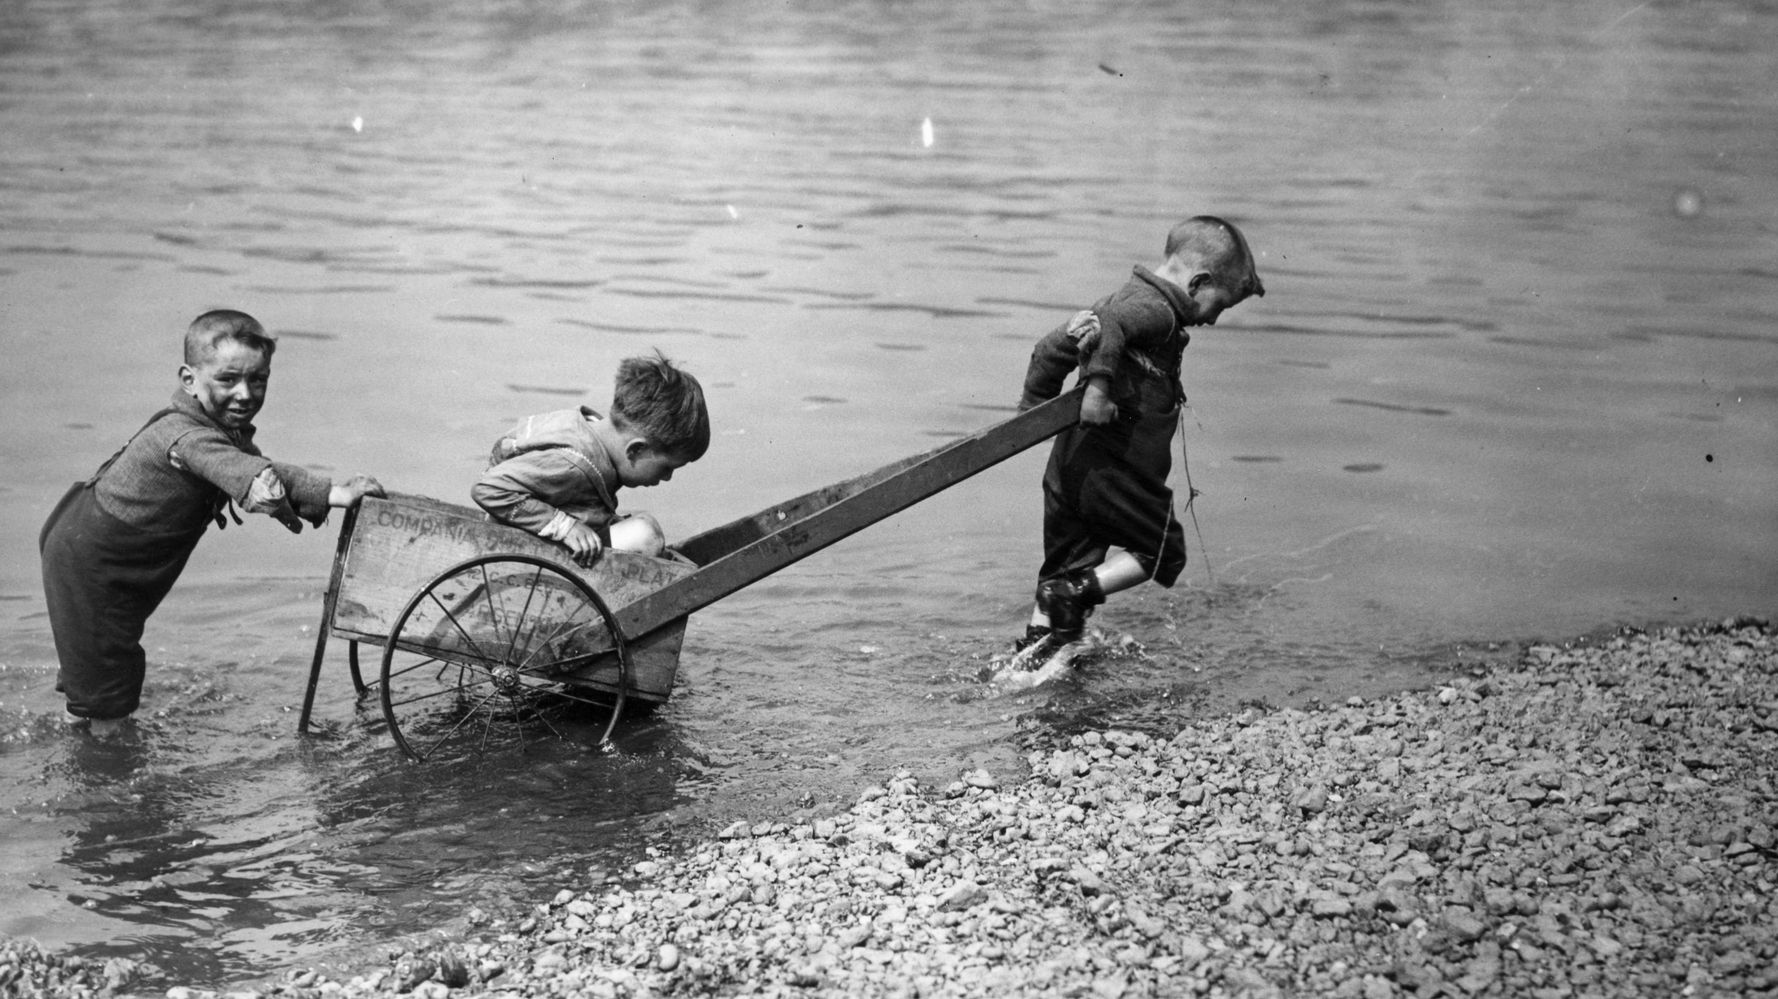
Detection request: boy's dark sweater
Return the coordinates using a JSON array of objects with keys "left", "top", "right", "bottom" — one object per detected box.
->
[{"left": 1020, "top": 264, "right": 1195, "bottom": 417}]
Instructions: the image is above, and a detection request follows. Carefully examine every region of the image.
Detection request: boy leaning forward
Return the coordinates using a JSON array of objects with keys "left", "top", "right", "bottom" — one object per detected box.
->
[
  {"left": 39, "top": 309, "right": 383, "bottom": 735},
  {"left": 1014, "top": 216, "right": 1265, "bottom": 656}
]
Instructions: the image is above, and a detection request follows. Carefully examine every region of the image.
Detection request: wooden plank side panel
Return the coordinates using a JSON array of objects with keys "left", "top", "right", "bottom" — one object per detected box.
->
[
  {"left": 332, "top": 494, "right": 693, "bottom": 647},
  {"left": 547, "top": 617, "right": 687, "bottom": 703}
]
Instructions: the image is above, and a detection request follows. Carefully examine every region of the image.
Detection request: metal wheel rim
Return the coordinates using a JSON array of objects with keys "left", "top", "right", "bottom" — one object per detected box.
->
[{"left": 378, "top": 554, "right": 630, "bottom": 761}]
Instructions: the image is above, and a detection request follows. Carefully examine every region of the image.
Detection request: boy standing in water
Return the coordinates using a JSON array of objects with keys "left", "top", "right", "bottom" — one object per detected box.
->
[
  {"left": 1014, "top": 216, "right": 1264, "bottom": 657},
  {"left": 40, "top": 309, "right": 385, "bottom": 735},
  {"left": 472, "top": 351, "right": 709, "bottom": 565}
]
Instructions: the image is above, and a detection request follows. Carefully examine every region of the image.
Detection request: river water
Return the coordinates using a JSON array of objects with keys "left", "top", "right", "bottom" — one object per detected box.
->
[{"left": 1, "top": 0, "right": 1774, "bottom": 988}]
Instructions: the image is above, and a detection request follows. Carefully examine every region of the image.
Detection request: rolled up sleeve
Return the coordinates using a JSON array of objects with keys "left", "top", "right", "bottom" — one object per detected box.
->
[{"left": 269, "top": 461, "right": 336, "bottom": 524}]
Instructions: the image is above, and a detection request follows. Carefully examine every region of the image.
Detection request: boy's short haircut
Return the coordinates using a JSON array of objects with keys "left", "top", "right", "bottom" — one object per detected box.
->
[
  {"left": 185, "top": 309, "right": 278, "bottom": 365},
  {"left": 1165, "top": 216, "right": 1266, "bottom": 299},
  {"left": 610, "top": 351, "right": 711, "bottom": 461}
]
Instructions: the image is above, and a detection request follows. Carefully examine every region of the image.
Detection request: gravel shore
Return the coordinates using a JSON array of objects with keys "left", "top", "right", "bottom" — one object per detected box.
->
[{"left": 6, "top": 618, "right": 1774, "bottom": 999}]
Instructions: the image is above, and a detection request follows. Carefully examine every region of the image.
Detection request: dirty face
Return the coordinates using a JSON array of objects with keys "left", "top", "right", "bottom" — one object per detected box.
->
[{"left": 181, "top": 339, "right": 271, "bottom": 429}]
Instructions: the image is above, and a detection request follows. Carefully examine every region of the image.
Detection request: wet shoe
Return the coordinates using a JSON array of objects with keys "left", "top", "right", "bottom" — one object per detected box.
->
[
  {"left": 1010, "top": 624, "right": 1052, "bottom": 654},
  {"left": 1035, "top": 570, "right": 1104, "bottom": 643},
  {"left": 995, "top": 625, "right": 1062, "bottom": 675}
]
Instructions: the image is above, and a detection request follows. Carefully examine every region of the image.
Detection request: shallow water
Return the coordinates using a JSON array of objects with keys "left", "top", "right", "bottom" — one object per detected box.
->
[{"left": 2, "top": 0, "right": 1775, "bottom": 988}]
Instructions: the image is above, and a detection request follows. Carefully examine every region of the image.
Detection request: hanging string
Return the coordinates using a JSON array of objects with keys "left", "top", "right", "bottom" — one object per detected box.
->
[{"left": 1175, "top": 406, "right": 1214, "bottom": 589}]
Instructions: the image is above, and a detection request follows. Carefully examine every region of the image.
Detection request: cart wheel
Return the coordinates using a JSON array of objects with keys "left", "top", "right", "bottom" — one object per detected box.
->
[
  {"left": 348, "top": 640, "right": 367, "bottom": 696},
  {"left": 379, "top": 554, "right": 630, "bottom": 761}
]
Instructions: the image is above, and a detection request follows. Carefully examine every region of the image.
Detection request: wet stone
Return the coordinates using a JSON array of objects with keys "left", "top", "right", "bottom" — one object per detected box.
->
[{"left": 91, "top": 619, "right": 1776, "bottom": 999}]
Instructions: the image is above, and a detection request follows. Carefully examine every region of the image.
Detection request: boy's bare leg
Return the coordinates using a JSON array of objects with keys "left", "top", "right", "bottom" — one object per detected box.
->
[
  {"left": 1095, "top": 550, "right": 1151, "bottom": 595},
  {"left": 1028, "top": 550, "right": 1149, "bottom": 629},
  {"left": 64, "top": 711, "right": 128, "bottom": 739},
  {"left": 88, "top": 717, "right": 127, "bottom": 739}
]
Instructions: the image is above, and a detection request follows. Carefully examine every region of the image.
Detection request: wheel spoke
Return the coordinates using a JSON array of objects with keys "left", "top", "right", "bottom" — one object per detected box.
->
[
  {"left": 522, "top": 647, "right": 615, "bottom": 677},
  {"left": 537, "top": 683, "right": 619, "bottom": 712},
  {"left": 383, "top": 651, "right": 507, "bottom": 694},
  {"left": 529, "top": 705, "right": 569, "bottom": 742},
  {"left": 380, "top": 554, "right": 631, "bottom": 761},
  {"left": 515, "top": 607, "right": 611, "bottom": 674},
  {"left": 479, "top": 562, "right": 524, "bottom": 663},
  {"left": 510, "top": 689, "right": 537, "bottom": 754},
  {"left": 385, "top": 667, "right": 497, "bottom": 711},
  {"left": 424, "top": 589, "right": 502, "bottom": 666},
  {"left": 415, "top": 688, "right": 504, "bottom": 762},
  {"left": 382, "top": 650, "right": 461, "bottom": 685},
  {"left": 511, "top": 602, "right": 583, "bottom": 670},
  {"left": 505, "top": 565, "right": 550, "bottom": 673}
]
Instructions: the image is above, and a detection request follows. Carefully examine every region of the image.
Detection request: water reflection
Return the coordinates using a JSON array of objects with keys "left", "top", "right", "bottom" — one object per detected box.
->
[
  {"left": 30, "top": 711, "right": 691, "bottom": 988},
  {"left": 43, "top": 732, "right": 358, "bottom": 982}
]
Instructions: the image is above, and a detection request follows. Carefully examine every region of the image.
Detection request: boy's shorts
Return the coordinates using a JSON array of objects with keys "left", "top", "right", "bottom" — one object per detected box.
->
[{"left": 1038, "top": 407, "right": 1187, "bottom": 587}]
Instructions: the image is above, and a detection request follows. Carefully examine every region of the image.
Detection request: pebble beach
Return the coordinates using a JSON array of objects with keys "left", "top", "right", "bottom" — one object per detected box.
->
[{"left": 6, "top": 617, "right": 1775, "bottom": 999}]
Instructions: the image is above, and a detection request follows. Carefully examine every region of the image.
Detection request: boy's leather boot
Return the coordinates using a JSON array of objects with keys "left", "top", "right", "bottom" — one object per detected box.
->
[
  {"left": 1035, "top": 569, "right": 1104, "bottom": 643},
  {"left": 1011, "top": 623, "right": 1052, "bottom": 654}
]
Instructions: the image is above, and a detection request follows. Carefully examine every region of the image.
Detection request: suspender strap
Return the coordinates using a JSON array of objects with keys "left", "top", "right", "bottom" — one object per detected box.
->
[{"left": 85, "top": 407, "right": 183, "bottom": 487}]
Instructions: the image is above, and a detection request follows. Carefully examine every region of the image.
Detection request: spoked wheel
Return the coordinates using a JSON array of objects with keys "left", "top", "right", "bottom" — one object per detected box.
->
[{"left": 379, "top": 554, "right": 630, "bottom": 762}]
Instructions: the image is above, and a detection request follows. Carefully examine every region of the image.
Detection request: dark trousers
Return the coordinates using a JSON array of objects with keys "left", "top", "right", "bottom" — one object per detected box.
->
[
  {"left": 40, "top": 484, "right": 203, "bottom": 720},
  {"left": 1039, "top": 407, "right": 1187, "bottom": 588}
]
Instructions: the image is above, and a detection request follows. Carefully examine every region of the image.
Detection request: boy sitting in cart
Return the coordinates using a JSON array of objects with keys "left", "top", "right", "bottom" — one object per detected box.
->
[
  {"left": 472, "top": 351, "right": 710, "bottom": 566},
  {"left": 1012, "top": 216, "right": 1264, "bottom": 661}
]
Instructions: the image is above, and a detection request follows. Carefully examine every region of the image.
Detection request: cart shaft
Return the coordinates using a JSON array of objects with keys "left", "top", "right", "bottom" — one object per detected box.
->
[{"left": 613, "top": 388, "right": 1083, "bottom": 638}]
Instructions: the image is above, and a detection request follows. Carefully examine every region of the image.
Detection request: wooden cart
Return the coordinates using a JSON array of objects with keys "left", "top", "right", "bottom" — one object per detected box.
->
[{"left": 298, "top": 389, "right": 1081, "bottom": 760}]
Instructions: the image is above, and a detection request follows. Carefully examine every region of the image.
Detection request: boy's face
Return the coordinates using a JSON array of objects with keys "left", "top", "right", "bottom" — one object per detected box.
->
[
  {"left": 619, "top": 441, "right": 690, "bottom": 488},
  {"left": 180, "top": 339, "right": 271, "bottom": 429},
  {"left": 1185, "top": 274, "right": 1253, "bottom": 327}
]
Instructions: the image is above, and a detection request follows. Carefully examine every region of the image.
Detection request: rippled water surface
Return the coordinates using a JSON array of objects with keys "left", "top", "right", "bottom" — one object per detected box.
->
[{"left": 2, "top": 0, "right": 1775, "bottom": 988}]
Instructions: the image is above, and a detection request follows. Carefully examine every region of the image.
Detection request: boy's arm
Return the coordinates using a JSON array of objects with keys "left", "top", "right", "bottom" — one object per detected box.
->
[
  {"left": 1076, "top": 293, "right": 1175, "bottom": 397},
  {"left": 234, "top": 466, "right": 311, "bottom": 533},
  {"left": 327, "top": 474, "right": 385, "bottom": 509},
  {"left": 168, "top": 429, "right": 314, "bottom": 528},
  {"left": 471, "top": 451, "right": 598, "bottom": 535},
  {"left": 168, "top": 427, "right": 271, "bottom": 504},
  {"left": 171, "top": 430, "right": 381, "bottom": 532},
  {"left": 267, "top": 461, "right": 339, "bottom": 525},
  {"left": 247, "top": 466, "right": 381, "bottom": 532},
  {"left": 1079, "top": 375, "right": 1117, "bottom": 425},
  {"left": 1019, "top": 311, "right": 1097, "bottom": 410},
  {"left": 1076, "top": 310, "right": 1129, "bottom": 394}
]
